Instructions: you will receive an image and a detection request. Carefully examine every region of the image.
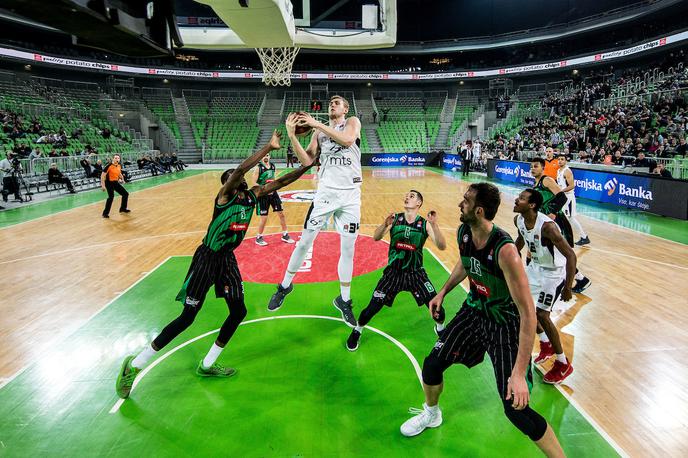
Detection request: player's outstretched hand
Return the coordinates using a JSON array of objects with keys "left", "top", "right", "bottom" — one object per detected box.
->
[
  {"left": 285, "top": 113, "right": 299, "bottom": 136},
  {"left": 506, "top": 374, "right": 530, "bottom": 410},
  {"left": 270, "top": 129, "right": 282, "bottom": 150},
  {"left": 427, "top": 210, "right": 438, "bottom": 224},
  {"left": 428, "top": 294, "right": 444, "bottom": 320},
  {"left": 384, "top": 212, "right": 395, "bottom": 226},
  {"left": 297, "top": 111, "right": 318, "bottom": 128}
]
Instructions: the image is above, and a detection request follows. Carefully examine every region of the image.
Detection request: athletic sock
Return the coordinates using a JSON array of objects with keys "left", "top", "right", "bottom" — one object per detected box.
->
[
  {"left": 257, "top": 233, "right": 263, "bottom": 237},
  {"left": 538, "top": 332, "right": 550, "bottom": 343},
  {"left": 132, "top": 345, "right": 157, "bottom": 369},
  {"left": 435, "top": 322, "right": 446, "bottom": 332},
  {"left": 425, "top": 403, "right": 439, "bottom": 415},
  {"left": 354, "top": 325, "right": 363, "bottom": 333},
  {"left": 281, "top": 272, "right": 295, "bottom": 289},
  {"left": 556, "top": 353, "right": 568, "bottom": 364},
  {"left": 574, "top": 271, "right": 584, "bottom": 281},
  {"left": 340, "top": 285, "right": 351, "bottom": 302},
  {"left": 202, "top": 343, "right": 224, "bottom": 368},
  {"left": 283, "top": 231, "right": 288, "bottom": 236}
]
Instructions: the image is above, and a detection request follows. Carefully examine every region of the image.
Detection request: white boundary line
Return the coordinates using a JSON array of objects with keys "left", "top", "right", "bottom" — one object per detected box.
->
[
  {"left": 0, "top": 170, "right": 208, "bottom": 230},
  {"left": 109, "top": 314, "right": 422, "bottom": 414},
  {"left": 424, "top": 247, "right": 629, "bottom": 458},
  {"left": 0, "top": 256, "right": 173, "bottom": 391}
]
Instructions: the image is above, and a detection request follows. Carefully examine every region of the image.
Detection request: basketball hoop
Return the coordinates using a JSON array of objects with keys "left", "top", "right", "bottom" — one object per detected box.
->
[{"left": 255, "top": 47, "right": 300, "bottom": 87}]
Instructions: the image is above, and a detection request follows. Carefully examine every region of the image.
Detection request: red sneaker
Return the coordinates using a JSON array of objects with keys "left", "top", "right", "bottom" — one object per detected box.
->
[
  {"left": 534, "top": 342, "right": 555, "bottom": 364},
  {"left": 543, "top": 360, "right": 574, "bottom": 384}
]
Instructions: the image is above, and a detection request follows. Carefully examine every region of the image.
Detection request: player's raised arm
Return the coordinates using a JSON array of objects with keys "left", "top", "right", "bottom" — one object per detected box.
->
[
  {"left": 373, "top": 213, "right": 395, "bottom": 241},
  {"left": 498, "top": 243, "right": 536, "bottom": 410},
  {"left": 426, "top": 210, "right": 447, "bottom": 250},
  {"left": 298, "top": 110, "right": 361, "bottom": 148},
  {"left": 252, "top": 159, "right": 316, "bottom": 198},
  {"left": 542, "top": 222, "right": 576, "bottom": 302},
  {"left": 220, "top": 131, "right": 281, "bottom": 198},
  {"left": 287, "top": 113, "right": 318, "bottom": 164}
]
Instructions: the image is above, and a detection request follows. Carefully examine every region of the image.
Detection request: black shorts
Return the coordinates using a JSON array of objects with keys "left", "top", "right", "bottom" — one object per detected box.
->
[
  {"left": 175, "top": 244, "right": 244, "bottom": 306},
  {"left": 373, "top": 266, "right": 436, "bottom": 307},
  {"left": 430, "top": 304, "right": 533, "bottom": 399},
  {"left": 257, "top": 191, "right": 283, "bottom": 216}
]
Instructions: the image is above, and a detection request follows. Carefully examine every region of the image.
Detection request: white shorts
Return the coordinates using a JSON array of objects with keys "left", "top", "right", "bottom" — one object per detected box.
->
[
  {"left": 303, "top": 186, "right": 361, "bottom": 236},
  {"left": 526, "top": 263, "right": 566, "bottom": 312},
  {"left": 562, "top": 194, "right": 577, "bottom": 218}
]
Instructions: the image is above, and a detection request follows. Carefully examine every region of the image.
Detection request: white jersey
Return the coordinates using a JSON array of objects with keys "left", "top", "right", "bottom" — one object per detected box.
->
[
  {"left": 556, "top": 166, "right": 575, "bottom": 198},
  {"left": 516, "top": 213, "right": 566, "bottom": 270},
  {"left": 317, "top": 120, "right": 362, "bottom": 190}
]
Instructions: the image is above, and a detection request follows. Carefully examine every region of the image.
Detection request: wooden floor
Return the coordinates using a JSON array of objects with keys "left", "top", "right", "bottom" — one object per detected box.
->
[{"left": 1, "top": 168, "right": 687, "bottom": 456}]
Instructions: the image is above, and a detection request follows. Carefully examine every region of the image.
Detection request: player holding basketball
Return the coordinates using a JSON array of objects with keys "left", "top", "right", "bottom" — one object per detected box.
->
[
  {"left": 556, "top": 154, "right": 590, "bottom": 246},
  {"left": 267, "top": 96, "right": 362, "bottom": 327},
  {"left": 399, "top": 183, "right": 565, "bottom": 457},
  {"left": 252, "top": 153, "right": 295, "bottom": 246},
  {"left": 115, "top": 132, "right": 315, "bottom": 399},
  {"left": 530, "top": 158, "right": 591, "bottom": 294},
  {"left": 346, "top": 190, "right": 447, "bottom": 351},
  {"left": 514, "top": 189, "right": 576, "bottom": 384}
]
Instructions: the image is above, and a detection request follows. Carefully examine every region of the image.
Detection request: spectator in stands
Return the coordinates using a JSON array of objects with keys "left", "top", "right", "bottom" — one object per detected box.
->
[
  {"left": 28, "top": 148, "right": 42, "bottom": 162},
  {"left": 48, "top": 149, "right": 58, "bottom": 157},
  {"left": 171, "top": 153, "right": 186, "bottom": 172},
  {"left": 676, "top": 137, "right": 688, "bottom": 156},
  {"left": 59, "top": 149, "right": 69, "bottom": 157},
  {"left": 653, "top": 163, "right": 672, "bottom": 178},
  {"left": 633, "top": 152, "right": 652, "bottom": 170},
  {"left": 80, "top": 154, "right": 101, "bottom": 178},
  {"left": 48, "top": 163, "right": 77, "bottom": 194},
  {"left": 102, "top": 127, "right": 111, "bottom": 139},
  {"left": 612, "top": 150, "right": 625, "bottom": 166}
]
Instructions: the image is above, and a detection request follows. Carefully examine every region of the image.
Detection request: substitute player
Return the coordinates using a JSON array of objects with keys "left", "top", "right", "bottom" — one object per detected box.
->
[
  {"left": 346, "top": 190, "right": 447, "bottom": 351},
  {"left": 267, "top": 96, "right": 362, "bottom": 327},
  {"left": 399, "top": 183, "right": 565, "bottom": 458},
  {"left": 252, "top": 153, "right": 295, "bottom": 246},
  {"left": 514, "top": 189, "right": 576, "bottom": 384},
  {"left": 530, "top": 158, "right": 591, "bottom": 293},
  {"left": 556, "top": 154, "right": 590, "bottom": 246},
  {"left": 115, "top": 132, "right": 315, "bottom": 399}
]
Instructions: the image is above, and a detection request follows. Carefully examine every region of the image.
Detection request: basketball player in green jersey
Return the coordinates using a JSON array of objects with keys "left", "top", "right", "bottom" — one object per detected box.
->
[
  {"left": 400, "top": 183, "right": 564, "bottom": 458},
  {"left": 530, "top": 157, "right": 591, "bottom": 294},
  {"left": 252, "top": 153, "right": 295, "bottom": 246},
  {"left": 346, "top": 190, "right": 447, "bottom": 351},
  {"left": 115, "top": 132, "right": 316, "bottom": 400}
]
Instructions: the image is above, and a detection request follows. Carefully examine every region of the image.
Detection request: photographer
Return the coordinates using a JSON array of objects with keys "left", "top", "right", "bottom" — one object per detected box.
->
[{"left": 0, "top": 152, "right": 22, "bottom": 202}]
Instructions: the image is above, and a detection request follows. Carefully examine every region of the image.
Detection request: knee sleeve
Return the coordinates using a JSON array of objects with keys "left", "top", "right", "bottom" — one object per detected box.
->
[
  {"left": 422, "top": 354, "right": 451, "bottom": 386},
  {"left": 217, "top": 298, "right": 247, "bottom": 345},
  {"left": 338, "top": 234, "right": 356, "bottom": 283},
  {"left": 286, "top": 229, "right": 318, "bottom": 273},
  {"left": 502, "top": 401, "right": 548, "bottom": 441},
  {"left": 357, "top": 297, "right": 385, "bottom": 327}
]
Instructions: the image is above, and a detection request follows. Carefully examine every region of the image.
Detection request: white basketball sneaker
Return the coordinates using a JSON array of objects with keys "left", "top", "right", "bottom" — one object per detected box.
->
[{"left": 400, "top": 404, "right": 442, "bottom": 437}]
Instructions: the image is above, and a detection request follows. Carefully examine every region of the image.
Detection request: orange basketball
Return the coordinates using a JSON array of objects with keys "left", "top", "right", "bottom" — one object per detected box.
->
[{"left": 294, "top": 112, "right": 313, "bottom": 137}]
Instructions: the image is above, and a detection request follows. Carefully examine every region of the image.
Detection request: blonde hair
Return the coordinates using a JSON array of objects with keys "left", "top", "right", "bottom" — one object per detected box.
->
[{"left": 330, "top": 95, "right": 349, "bottom": 109}]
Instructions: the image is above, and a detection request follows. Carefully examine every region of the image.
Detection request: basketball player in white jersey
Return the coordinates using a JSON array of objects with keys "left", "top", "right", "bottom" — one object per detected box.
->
[
  {"left": 556, "top": 154, "right": 590, "bottom": 246},
  {"left": 513, "top": 188, "right": 576, "bottom": 385},
  {"left": 267, "top": 95, "right": 362, "bottom": 326}
]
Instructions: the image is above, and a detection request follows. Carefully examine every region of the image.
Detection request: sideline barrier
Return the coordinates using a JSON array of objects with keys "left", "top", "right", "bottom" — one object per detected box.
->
[
  {"left": 487, "top": 159, "right": 688, "bottom": 220},
  {"left": 361, "top": 152, "right": 440, "bottom": 167}
]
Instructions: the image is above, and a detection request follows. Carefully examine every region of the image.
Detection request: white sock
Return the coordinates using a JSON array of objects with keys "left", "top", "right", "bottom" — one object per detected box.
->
[
  {"left": 202, "top": 343, "right": 224, "bottom": 368},
  {"left": 538, "top": 332, "right": 550, "bottom": 343},
  {"left": 556, "top": 353, "right": 568, "bottom": 364},
  {"left": 425, "top": 403, "right": 439, "bottom": 414},
  {"left": 283, "top": 231, "right": 288, "bottom": 236},
  {"left": 355, "top": 325, "right": 363, "bottom": 332},
  {"left": 281, "top": 271, "right": 295, "bottom": 289},
  {"left": 575, "top": 271, "right": 584, "bottom": 281},
  {"left": 340, "top": 285, "right": 351, "bottom": 302},
  {"left": 132, "top": 345, "right": 157, "bottom": 369},
  {"left": 257, "top": 233, "right": 263, "bottom": 237},
  {"left": 435, "top": 322, "right": 445, "bottom": 331}
]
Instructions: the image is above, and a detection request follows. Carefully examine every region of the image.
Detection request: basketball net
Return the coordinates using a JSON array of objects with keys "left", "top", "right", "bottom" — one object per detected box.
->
[{"left": 255, "top": 47, "right": 300, "bottom": 87}]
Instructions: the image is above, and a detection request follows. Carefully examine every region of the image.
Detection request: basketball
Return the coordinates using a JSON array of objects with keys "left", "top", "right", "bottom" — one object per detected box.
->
[{"left": 295, "top": 112, "right": 313, "bottom": 137}]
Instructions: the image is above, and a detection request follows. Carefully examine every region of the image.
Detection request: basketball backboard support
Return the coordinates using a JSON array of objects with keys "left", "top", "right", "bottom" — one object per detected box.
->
[{"left": 183, "top": 0, "right": 397, "bottom": 50}]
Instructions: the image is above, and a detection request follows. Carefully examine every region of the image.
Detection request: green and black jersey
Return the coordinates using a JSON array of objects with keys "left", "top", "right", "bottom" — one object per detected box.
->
[
  {"left": 202, "top": 190, "right": 256, "bottom": 252},
  {"left": 458, "top": 223, "right": 518, "bottom": 324},
  {"left": 533, "top": 176, "right": 557, "bottom": 215},
  {"left": 387, "top": 213, "right": 428, "bottom": 271},
  {"left": 256, "top": 162, "right": 276, "bottom": 185}
]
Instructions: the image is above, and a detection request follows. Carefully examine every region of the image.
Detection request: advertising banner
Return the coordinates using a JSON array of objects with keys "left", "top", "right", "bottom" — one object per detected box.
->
[
  {"left": 487, "top": 159, "right": 688, "bottom": 219},
  {"left": 440, "top": 153, "right": 464, "bottom": 171},
  {"left": 363, "top": 153, "right": 429, "bottom": 167}
]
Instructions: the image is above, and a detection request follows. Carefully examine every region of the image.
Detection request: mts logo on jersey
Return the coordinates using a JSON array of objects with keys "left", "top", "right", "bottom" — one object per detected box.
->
[
  {"left": 326, "top": 155, "right": 352, "bottom": 167},
  {"left": 394, "top": 242, "right": 417, "bottom": 251},
  {"left": 229, "top": 223, "right": 249, "bottom": 231}
]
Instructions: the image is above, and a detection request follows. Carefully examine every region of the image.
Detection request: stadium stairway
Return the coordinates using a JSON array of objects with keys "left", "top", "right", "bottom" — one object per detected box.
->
[
  {"left": 257, "top": 96, "right": 285, "bottom": 149},
  {"left": 172, "top": 96, "right": 201, "bottom": 163},
  {"left": 355, "top": 97, "right": 381, "bottom": 152},
  {"left": 434, "top": 96, "right": 456, "bottom": 148}
]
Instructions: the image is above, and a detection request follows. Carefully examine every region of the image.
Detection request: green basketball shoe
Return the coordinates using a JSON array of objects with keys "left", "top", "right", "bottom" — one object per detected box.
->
[
  {"left": 115, "top": 355, "right": 141, "bottom": 399},
  {"left": 196, "top": 361, "right": 237, "bottom": 377}
]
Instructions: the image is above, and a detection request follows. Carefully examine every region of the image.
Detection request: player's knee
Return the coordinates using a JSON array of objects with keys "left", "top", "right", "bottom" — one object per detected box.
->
[
  {"left": 180, "top": 298, "right": 202, "bottom": 326},
  {"left": 502, "top": 401, "right": 548, "bottom": 441},
  {"left": 422, "top": 354, "right": 447, "bottom": 386},
  {"left": 535, "top": 308, "right": 550, "bottom": 322}
]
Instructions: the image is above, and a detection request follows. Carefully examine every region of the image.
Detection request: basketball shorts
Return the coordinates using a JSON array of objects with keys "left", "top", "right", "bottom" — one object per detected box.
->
[
  {"left": 430, "top": 304, "right": 533, "bottom": 399},
  {"left": 562, "top": 194, "right": 577, "bottom": 218},
  {"left": 526, "top": 263, "right": 566, "bottom": 312},
  {"left": 175, "top": 244, "right": 244, "bottom": 306},
  {"left": 372, "top": 266, "right": 436, "bottom": 307},
  {"left": 257, "top": 191, "right": 283, "bottom": 216},
  {"left": 303, "top": 186, "right": 361, "bottom": 236}
]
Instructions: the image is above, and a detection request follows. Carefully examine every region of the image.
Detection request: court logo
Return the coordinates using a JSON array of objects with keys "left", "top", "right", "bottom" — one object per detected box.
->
[
  {"left": 604, "top": 178, "right": 618, "bottom": 196},
  {"left": 279, "top": 190, "right": 316, "bottom": 202}
]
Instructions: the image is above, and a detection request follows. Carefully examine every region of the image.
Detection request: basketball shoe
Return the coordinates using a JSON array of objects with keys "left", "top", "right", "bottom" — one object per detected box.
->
[
  {"left": 196, "top": 361, "right": 237, "bottom": 377},
  {"left": 543, "top": 360, "right": 574, "bottom": 384},
  {"left": 255, "top": 235, "right": 268, "bottom": 246},
  {"left": 268, "top": 283, "right": 293, "bottom": 311},
  {"left": 400, "top": 404, "right": 443, "bottom": 437},
  {"left": 346, "top": 329, "right": 361, "bottom": 351},
  {"left": 281, "top": 233, "right": 295, "bottom": 244},
  {"left": 572, "top": 277, "right": 591, "bottom": 293},
  {"left": 534, "top": 341, "right": 555, "bottom": 364},
  {"left": 333, "top": 296, "right": 356, "bottom": 327},
  {"left": 115, "top": 355, "right": 141, "bottom": 399}
]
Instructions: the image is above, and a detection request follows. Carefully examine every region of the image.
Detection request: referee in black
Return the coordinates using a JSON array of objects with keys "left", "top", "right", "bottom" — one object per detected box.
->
[{"left": 346, "top": 189, "right": 447, "bottom": 351}]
